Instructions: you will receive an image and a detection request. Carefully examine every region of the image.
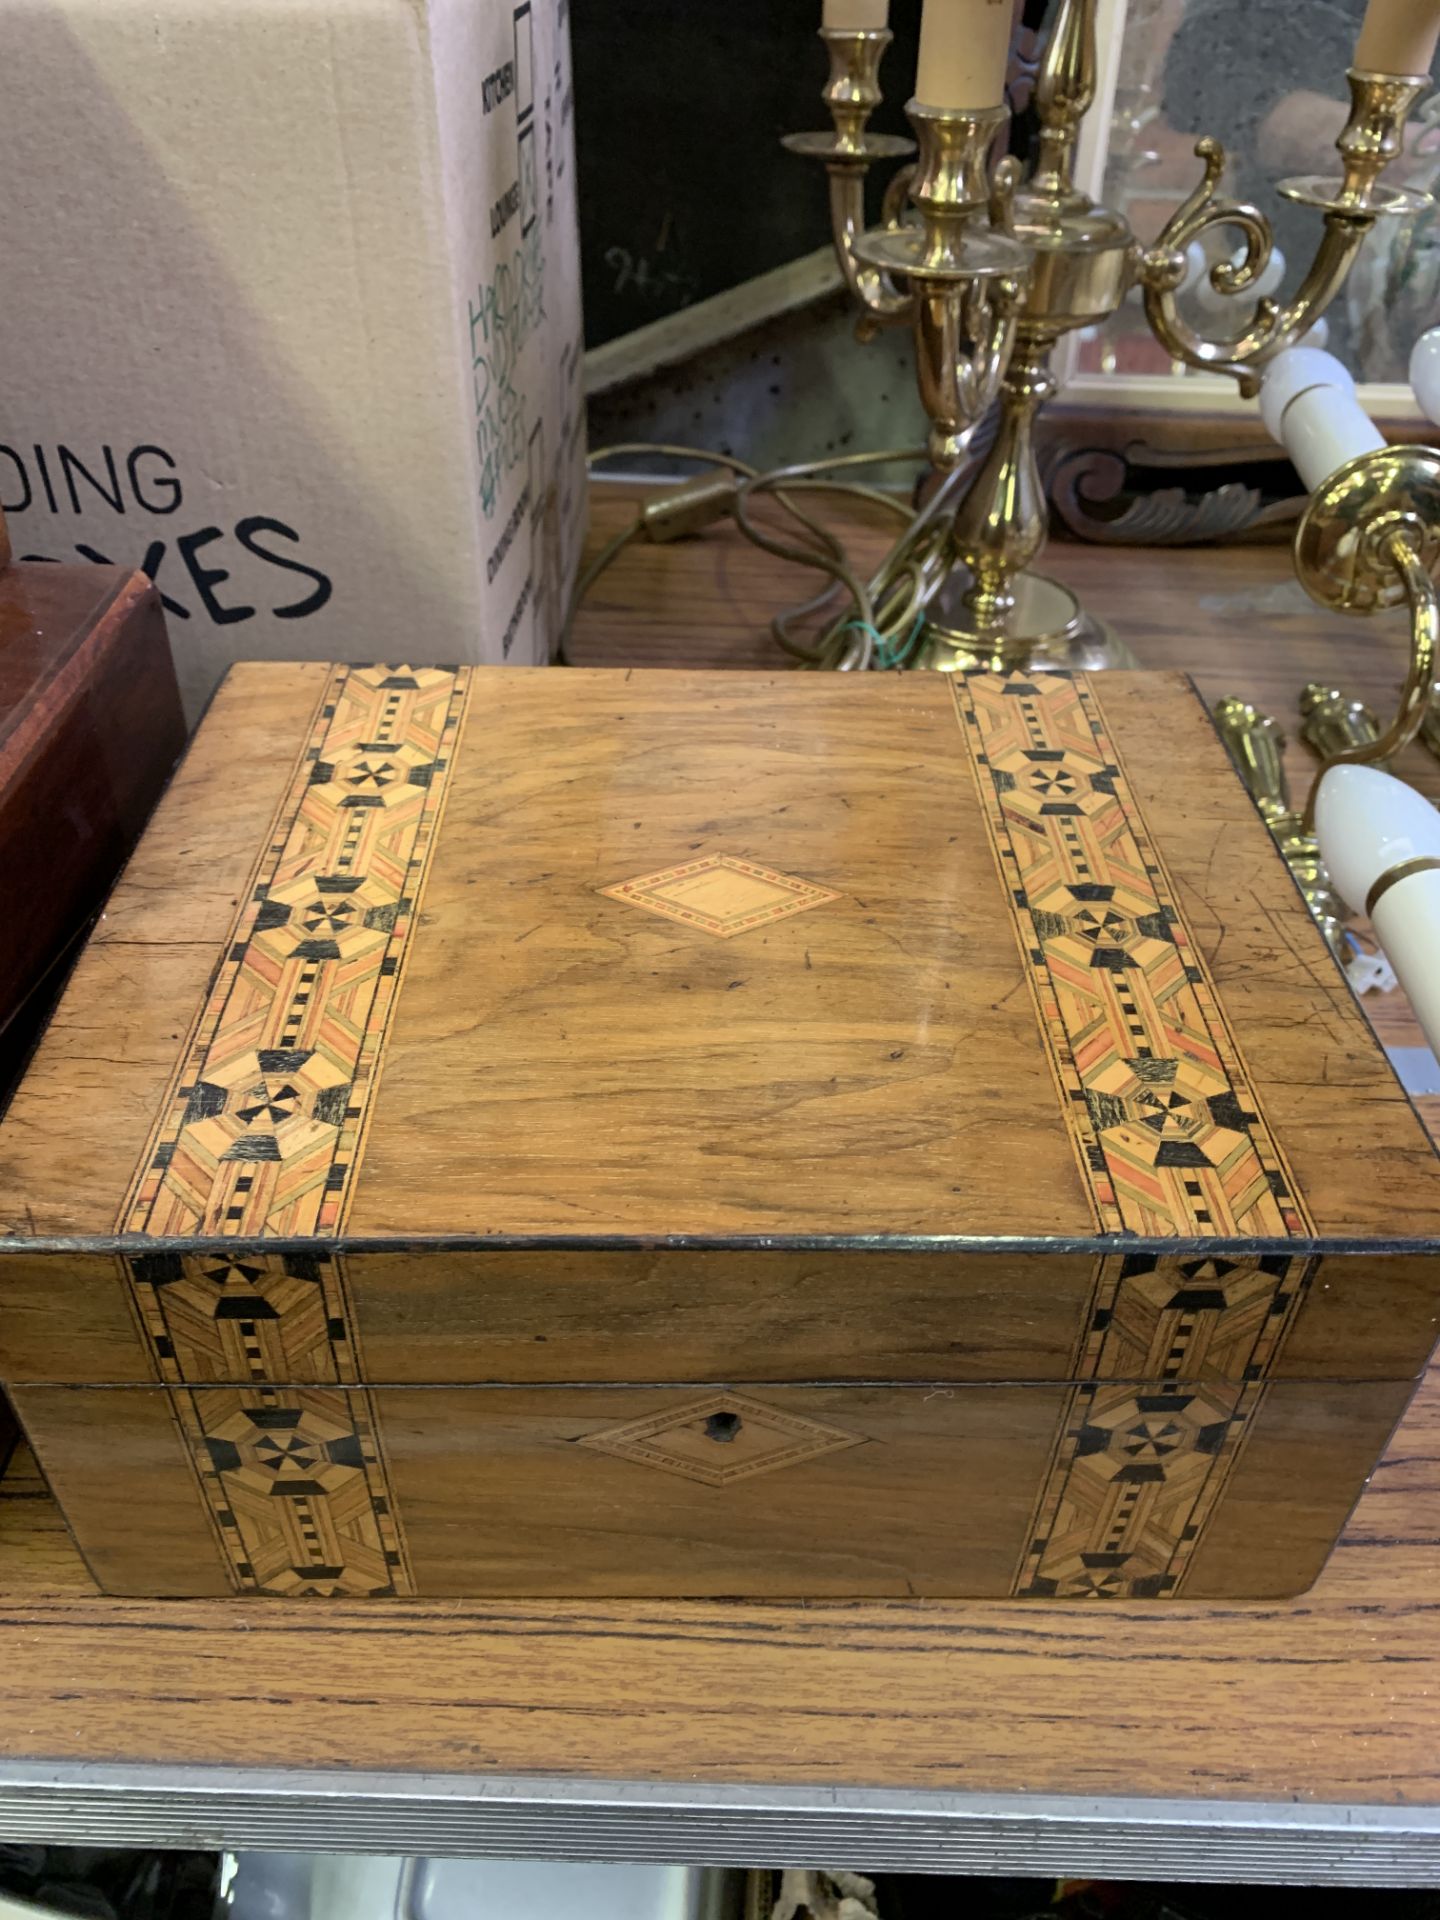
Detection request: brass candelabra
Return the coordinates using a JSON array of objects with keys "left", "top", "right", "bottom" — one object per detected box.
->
[{"left": 784, "top": 0, "right": 1431, "bottom": 674}]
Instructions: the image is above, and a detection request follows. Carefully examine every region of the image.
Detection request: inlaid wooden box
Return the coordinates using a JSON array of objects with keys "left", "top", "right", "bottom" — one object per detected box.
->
[{"left": 1, "top": 663, "right": 1437, "bottom": 1601}]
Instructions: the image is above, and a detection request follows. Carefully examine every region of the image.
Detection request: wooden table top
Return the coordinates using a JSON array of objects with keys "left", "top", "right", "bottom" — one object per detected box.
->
[{"left": 4, "top": 488, "right": 1440, "bottom": 1872}]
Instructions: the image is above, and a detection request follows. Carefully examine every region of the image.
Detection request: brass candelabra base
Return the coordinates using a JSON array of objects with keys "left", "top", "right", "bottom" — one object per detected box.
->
[{"left": 914, "top": 569, "right": 1134, "bottom": 673}]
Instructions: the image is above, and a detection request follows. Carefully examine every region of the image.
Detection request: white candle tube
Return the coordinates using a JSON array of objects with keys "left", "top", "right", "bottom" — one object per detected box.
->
[
  {"left": 823, "top": 0, "right": 890, "bottom": 28},
  {"left": 1355, "top": 0, "right": 1440, "bottom": 75},
  {"left": 1258, "top": 347, "right": 1386, "bottom": 492},
  {"left": 915, "top": 0, "right": 1012, "bottom": 109},
  {"left": 1316, "top": 765, "right": 1440, "bottom": 1060},
  {"left": 1411, "top": 325, "right": 1440, "bottom": 424}
]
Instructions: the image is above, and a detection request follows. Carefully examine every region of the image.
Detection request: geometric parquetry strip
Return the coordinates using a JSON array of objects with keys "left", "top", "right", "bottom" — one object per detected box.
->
[
  {"left": 1010, "top": 1251, "right": 1317, "bottom": 1598},
  {"left": 1075, "top": 1252, "right": 1319, "bottom": 1386},
  {"left": 952, "top": 673, "right": 1312, "bottom": 1240},
  {"left": 1013, "top": 1377, "right": 1264, "bottom": 1599},
  {"left": 121, "top": 1248, "right": 413, "bottom": 1596},
  {"left": 122, "top": 1250, "right": 364, "bottom": 1385},
  {"left": 111, "top": 663, "right": 470, "bottom": 1597},
  {"left": 120, "top": 663, "right": 471, "bottom": 1241},
  {"left": 175, "top": 1385, "right": 413, "bottom": 1598}
]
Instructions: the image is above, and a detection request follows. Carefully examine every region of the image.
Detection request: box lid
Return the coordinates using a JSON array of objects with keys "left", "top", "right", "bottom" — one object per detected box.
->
[{"left": 0, "top": 659, "right": 1437, "bottom": 1257}]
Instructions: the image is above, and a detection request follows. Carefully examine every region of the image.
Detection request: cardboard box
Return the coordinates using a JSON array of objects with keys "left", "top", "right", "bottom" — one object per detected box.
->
[{"left": 0, "top": 0, "right": 587, "bottom": 721}]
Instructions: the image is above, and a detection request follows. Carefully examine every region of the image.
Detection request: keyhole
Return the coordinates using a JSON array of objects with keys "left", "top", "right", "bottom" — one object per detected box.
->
[{"left": 705, "top": 1411, "right": 742, "bottom": 1444}]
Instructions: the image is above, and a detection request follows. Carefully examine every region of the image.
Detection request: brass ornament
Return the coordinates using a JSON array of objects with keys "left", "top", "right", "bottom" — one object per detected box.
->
[{"left": 784, "top": 5, "right": 1430, "bottom": 673}]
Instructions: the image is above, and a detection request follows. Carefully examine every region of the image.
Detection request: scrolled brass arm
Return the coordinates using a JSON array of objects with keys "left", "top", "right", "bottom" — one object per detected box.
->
[
  {"left": 826, "top": 165, "right": 915, "bottom": 328},
  {"left": 1141, "top": 69, "right": 1432, "bottom": 399},
  {"left": 1295, "top": 527, "right": 1440, "bottom": 827}
]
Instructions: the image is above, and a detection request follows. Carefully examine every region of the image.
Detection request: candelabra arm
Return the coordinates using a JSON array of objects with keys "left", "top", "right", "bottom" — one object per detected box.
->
[
  {"left": 913, "top": 270, "right": 1024, "bottom": 469},
  {"left": 1281, "top": 441, "right": 1440, "bottom": 835},
  {"left": 1298, "top": 531, "right": 1440, "bottom": 828},
  {"left": 1141, "top": 71, "right": 1431, "bottom": 397},
  {"left": 782, "top": 28, "right": 917, "bottom": 332},
  {"left": 827, "top": 167, "right": 916, "bottom": 329}
]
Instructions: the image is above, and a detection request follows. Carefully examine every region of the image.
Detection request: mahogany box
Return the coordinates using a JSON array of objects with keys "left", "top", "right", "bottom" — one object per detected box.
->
[
  {"left": 0, "top": 523, "right": 184, "bottom": 1487},
  {"left": 1, "top": 662, "right": 1437, "bottom": 1602}
]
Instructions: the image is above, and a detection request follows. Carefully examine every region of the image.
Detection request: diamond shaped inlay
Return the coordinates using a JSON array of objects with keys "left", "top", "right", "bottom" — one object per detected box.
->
[
  {"left": 599, "top": 854, "right": 839, "bottom": 939},
  {"left": 578, "top": 1392, "right": 864, "bottom": 1488}
]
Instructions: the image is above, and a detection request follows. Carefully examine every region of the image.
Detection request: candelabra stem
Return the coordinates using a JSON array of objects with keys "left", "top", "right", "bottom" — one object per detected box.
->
[{"left": 950, "top": 334, "right": 1057, "bottom": 647}]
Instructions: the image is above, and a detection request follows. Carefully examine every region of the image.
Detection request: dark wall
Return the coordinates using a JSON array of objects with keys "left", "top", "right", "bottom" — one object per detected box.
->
[
  {"left": 572, "top": 0, "right": 1052, "bottom": 349},
  {"left": 572, "top": 0, "right": 923, "bottom": 348}
]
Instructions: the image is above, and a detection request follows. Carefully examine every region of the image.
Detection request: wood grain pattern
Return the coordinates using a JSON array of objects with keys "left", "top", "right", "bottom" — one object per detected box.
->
[
  {"left": 0, "top": 1365, "right": 1433, "bottom": 1794},
  {"left": 352, "top": 668, "right": 1093, "bottom": 1242},
  {"left": 3, "top": 658, "right": 1432, "bottom": 1251},
  {"left": 8, "top": 1248, "right": 1440, "bottom": 1388},
  {"left": 2, "top": 509, "right": 1440, "bottom": 1793},
  {"left": 7, "top": 1379, "right": 1404, "bottom": 1601},
  {"left": 3, "top": 571, "right": 1440, "bottom": 1601}
]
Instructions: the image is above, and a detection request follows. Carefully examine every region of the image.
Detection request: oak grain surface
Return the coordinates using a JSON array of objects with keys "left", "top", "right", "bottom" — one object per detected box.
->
[{"left": 3, "top": 493, "right": 1440, "bottom": 1804}]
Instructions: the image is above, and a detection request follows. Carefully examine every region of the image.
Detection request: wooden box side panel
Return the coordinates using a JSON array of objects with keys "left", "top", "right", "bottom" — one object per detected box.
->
[
  {"left": 334, "top": 1249, "right": 1440, "bottom": 1388},
  {"left": 0, "top": 1254, "right": 153, "bottom": 1384},
  {"left": 345, "top": 1249, "right": 1100, "bottom": 1385},
  {"left": 10, "top": 1383, "right": 231, "bottom": 1597},
  {"left": 5, "top": 1380, "right": 1404, "bottom": 1601},
  {"left": 1274, "top": 1253, "right": 1440, "bottom": 1382},
  {"left": 1182, "top": 1378, "right": 1413, "bottom": 1600}
]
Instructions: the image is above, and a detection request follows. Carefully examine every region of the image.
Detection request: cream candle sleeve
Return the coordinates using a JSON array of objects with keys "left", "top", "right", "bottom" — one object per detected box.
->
[
  {"left": 823, "top": 0, "right": 889, "bottom": 28},
  {"left": 1354, "top": 0, "right": 1440, "bottom": 75},
  {"left": 915, "top": 0, "right": 1013, "bottom": 109}
]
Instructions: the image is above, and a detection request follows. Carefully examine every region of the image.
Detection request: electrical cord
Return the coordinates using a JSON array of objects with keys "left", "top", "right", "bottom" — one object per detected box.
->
[{"left": 561, "top": 442, "right": 946, "bottom": 670}]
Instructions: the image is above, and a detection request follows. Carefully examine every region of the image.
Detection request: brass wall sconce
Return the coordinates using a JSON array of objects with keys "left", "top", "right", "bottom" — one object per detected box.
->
[{"left": 1215, "top": 443, "right": 1440, "bottom": 959}]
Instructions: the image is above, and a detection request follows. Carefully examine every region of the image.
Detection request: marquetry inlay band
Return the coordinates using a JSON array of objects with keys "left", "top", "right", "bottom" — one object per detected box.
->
[
  {"left": 949, "top": 671, "right": 1319, "bottom": 1600},
  {"left": 111, "top": 663, "right": 470, "bottom": 1597},
  {"left": 120, "top": 662, "right": 472, "bottom": 1243},
  {"left": 952, "top": 672, "right": 1312, "bottom": 1242},
  {"left": 1010, "top": 1249, "right": 1317, "bottom": 1599}
]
